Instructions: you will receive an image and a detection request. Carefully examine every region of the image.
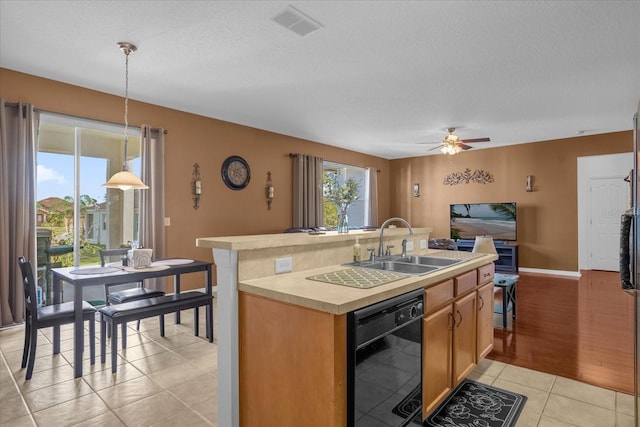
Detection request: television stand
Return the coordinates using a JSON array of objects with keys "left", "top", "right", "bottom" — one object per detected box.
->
[{"left": 455, "top": 240, "right": 518, "bottom": 273}]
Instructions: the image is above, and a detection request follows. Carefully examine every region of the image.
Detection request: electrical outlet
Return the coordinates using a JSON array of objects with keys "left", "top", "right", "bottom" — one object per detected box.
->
[
  {"left": 405, "top": 240, "right": 414, "bottom": 251},
  {"left": 275, "top": 257, "right": 293, "bottom": 274},
  {"left": 420, "top": 239, "right": 427, "bottom": 249},
  {"left": 164, "top": 217, "right": 171, "bottom": 226}
]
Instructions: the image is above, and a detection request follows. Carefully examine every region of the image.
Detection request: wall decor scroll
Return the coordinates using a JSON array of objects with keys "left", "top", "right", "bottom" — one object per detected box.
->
[{"left": 444, "top": 168, "right": 494, "bottom": 185}]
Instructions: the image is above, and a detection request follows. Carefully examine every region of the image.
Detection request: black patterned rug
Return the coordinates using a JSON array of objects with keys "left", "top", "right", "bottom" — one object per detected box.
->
[
  {"left": 392, "top": 384, "right": 422, "bottom": 423},
  {"left": 424, "top": 379, "right": 527, "bottom": 427}
]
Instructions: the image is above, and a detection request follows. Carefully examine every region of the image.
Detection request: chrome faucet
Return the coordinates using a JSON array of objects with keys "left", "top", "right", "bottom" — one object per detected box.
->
[{"left": 378, "top": 217, "right": 414, "bottom": 257}]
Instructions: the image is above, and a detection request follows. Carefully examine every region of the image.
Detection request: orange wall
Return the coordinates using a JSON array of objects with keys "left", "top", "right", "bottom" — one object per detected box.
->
[
  {"left": 1, "top": 68, "right": 390, "bottom": 289},
  {"left": 390, "top": 132, "right": 632, "bottom": 272},
  {"left": 2, "top": 68, "right": 632, "bottom": 277}
]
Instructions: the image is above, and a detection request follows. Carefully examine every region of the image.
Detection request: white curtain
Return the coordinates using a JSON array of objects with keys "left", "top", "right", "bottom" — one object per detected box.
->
[
  {"left": 0, "top": 100, "right": 39, "bottom": 326},
  {"left": 139, "top": 125, "right": 165, "bottom": 291},
  {"left": 366, "top": 167, "right": 378, "bottom": 227},
  {"left": 292, "top": 154, "right": 323, "bottom": 228}
]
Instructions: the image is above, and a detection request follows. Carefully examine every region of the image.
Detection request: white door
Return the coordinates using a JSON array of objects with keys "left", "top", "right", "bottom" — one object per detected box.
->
[{"left": 588, "top": 176, "right": 630, "bottom": 271}]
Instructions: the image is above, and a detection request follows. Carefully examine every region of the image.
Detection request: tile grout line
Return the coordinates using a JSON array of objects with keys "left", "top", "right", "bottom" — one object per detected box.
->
[
  {"left": 135, "top": 320, "right": 216, "bottom": 425},
  {"left": 74, "top": 320, "right": 213, "bottom": 426},
  {"left": 535, "top": 375, "right": 556, "bottom": 427},
  {"left": 0, "top": 343, "right": 38, "bottom": 426}
]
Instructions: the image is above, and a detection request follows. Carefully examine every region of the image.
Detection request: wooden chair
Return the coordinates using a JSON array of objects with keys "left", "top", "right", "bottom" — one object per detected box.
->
[
  {"left": 99, "top": 248, "right": 165, "bottom": 347},
  {"left": 18, "top": 256, "right": 96, "bottom": 380}
]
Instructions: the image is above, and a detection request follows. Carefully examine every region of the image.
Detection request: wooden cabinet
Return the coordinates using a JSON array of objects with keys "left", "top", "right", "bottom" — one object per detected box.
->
[
  {"left": 422, "top": 278, "right": 477, "bottom": 416},
  {"left": 476, "top": 281, "right": 495, "bottom": 360},
  {"left": 452, "top": 292, "right": 477, "bottom": 384},
  {"left": 422, "top": 304, "right": 453, "bottom": 415},
  {"left": 422, "top": 263, "right": 495, "bottom": 418}
]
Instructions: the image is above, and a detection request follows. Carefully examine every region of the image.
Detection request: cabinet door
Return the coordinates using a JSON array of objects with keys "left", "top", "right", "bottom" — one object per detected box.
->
[
  {"left": 422, "top": 304, "right": 453, "bottom": 416},
  {"left": 476, "top": 282, "right": 494, "bottom": 360},
  {"left": 452, "top": 292, "right": 477, "bottom": 385}
]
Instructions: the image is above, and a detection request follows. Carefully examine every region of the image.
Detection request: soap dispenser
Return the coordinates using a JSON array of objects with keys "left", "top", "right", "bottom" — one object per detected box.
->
[{"left": 353, "top": 237, "right": 362, "bottom": 264}]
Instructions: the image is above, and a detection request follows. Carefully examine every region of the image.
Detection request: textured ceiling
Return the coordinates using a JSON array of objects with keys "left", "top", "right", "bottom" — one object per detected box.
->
[{"left": 1, "top": 1, "right": 639, "bottom": 159}]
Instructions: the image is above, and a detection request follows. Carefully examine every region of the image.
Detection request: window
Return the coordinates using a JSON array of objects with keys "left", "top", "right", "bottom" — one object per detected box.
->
[
  {"left": 36, "top": 113, "right": 142, "bottom": 269},
  {"left": 322, "top": 161, "right": 370, "bottom": 230}
]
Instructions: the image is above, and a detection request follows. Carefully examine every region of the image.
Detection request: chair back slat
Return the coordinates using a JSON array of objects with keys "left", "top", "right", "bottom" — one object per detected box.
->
[
  {"left": 18, "top": 257, "right": 39, "bottom": 316},
  {"left": 99, "top": 248, "right": 129, "bottom": 267}
]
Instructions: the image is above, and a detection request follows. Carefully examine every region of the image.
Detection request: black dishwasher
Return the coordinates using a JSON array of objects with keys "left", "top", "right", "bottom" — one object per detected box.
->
[{"left": 347, "top": 288, "right": 424, "bottom": 426}]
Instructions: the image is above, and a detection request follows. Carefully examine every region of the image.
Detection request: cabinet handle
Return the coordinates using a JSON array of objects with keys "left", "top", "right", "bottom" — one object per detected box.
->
[
  {"left": 455, "top": 310, "right": 462, "bottom": 327},
  {"left": 448, "top": 312, "right": 454, "bottom": 331},
  {"left": 478, "top": 295, "right": 484, "bottom": 310}
]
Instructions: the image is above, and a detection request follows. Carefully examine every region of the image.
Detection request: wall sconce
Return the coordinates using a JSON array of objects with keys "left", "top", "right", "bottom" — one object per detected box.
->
[
  {"left": 413, "top": 183, "right": 420, "bottom": 197},
  {"left": 266, "top": 171, "right": 274, "bottom": 210},
  {"left": 526, "top": 175, "right": 534, "bottom": 192},
  {"left": 192, "top": 163, "right": 202, "bottom": 209}
]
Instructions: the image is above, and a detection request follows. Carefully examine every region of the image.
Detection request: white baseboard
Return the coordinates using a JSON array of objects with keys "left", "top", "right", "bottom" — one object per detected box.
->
[{"left": 518, "top": 267, "right": 582, "bottom": 278}]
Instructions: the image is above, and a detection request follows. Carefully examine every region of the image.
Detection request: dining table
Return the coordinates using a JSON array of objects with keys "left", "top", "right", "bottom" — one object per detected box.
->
[{"left": 51, "top": 258, "right": 214, "bottom": 378}]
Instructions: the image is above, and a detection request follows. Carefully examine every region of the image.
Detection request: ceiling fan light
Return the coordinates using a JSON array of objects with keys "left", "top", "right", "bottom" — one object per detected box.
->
[
  {"left": 441, "top": 143, "right": 457, "bottom": 155},
  {"left": 103, "top": 170, "right": 149, "bottom": 191}
]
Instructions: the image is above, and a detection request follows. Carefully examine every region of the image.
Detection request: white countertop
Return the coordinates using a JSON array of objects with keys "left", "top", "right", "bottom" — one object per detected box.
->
[
  {"left": 240, "top": 250, "right": 497, "bottom": 314},
  {"left": 196, "top": 228, "right": 431, "bottom": 251}
]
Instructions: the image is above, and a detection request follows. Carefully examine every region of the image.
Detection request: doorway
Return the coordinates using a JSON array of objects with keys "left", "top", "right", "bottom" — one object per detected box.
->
[
  {"left": 36, "top": 113, "right": 142, "bottom": 303},
  {"left": 578, "top": 152, "right": 633, "bottom": 271}
]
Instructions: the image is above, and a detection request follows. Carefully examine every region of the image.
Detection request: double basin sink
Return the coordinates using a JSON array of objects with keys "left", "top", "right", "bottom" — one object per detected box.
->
[{"left": 345, "top": 255, "right": 464, "bottom": 276}]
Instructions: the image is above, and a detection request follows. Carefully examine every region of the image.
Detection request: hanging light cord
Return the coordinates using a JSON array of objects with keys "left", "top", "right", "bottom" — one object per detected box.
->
[{"left": 122, "top": 46, "right": 131, "bottom": 171}]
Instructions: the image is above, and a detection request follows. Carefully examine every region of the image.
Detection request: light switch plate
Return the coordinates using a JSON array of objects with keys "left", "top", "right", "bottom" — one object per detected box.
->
[
  {"left": 420, "top": 239, "right": 427, "bottom": 249},
  {"left": 275, "top": 257, "right": 293, "bottom": 274},
  {"left": 164, "top": 217, "right": 171, "bottom": 226}
]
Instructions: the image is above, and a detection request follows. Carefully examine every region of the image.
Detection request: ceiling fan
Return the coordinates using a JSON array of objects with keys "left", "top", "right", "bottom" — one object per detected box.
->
[{"left": 424, "top": 127, "right": 491, "bottom": 155}]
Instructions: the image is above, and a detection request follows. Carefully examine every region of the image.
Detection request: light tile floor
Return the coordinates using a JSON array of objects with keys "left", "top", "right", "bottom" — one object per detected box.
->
[
  {"left": 0, "top": 307, "right": 635, "bottom": 427},
  {"left": 0, "top": 308, "right": 217, "bottom": 427}
]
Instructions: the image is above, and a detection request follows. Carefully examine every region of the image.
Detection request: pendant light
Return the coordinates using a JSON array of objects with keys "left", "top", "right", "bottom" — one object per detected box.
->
[{"left": 103, "top": 42, "right": 148, "bottom": 191}]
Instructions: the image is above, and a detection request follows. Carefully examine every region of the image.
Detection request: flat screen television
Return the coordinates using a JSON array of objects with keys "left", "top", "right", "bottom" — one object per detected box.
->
[{"left": 450, "top": 202, "right": 517, "bottom": 241}]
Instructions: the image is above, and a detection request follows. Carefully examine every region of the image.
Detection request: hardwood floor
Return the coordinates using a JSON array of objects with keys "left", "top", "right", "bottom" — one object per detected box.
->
[{"left": 488, "top": 270, "right": 635, "bottom": 394}]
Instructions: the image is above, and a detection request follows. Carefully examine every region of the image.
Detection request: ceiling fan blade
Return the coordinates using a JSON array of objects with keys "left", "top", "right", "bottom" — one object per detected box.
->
[
  {"left": 458, "top": 143, "right": 473, "bottom": 150},
  {"left": 428, "top": 144, "right": 444, "bottom": 151},
  {"left": 460, "top": 137, "right": 490, "bottom": 143}
]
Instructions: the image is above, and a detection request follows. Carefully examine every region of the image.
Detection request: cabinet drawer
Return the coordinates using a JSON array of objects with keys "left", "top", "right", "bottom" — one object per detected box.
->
[
  {"left": 455, "top": 270, "right": 477, "bottom": 296},
  {"left": 478, "top": 263, "right": 495, "bottom": 284},
  {"left": 425, "top": 279, "right": 454, "bottom": 313}
]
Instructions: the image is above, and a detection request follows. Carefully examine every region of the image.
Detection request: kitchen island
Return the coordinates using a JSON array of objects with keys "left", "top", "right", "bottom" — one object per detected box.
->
[{"left": 196, "top": 228, "right": 498, "bottom": 427}]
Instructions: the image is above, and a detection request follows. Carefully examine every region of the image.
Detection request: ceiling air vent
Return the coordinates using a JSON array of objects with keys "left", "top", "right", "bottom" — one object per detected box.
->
[{"left": 272, "top": 5, "right": 324, "bottom": 37}]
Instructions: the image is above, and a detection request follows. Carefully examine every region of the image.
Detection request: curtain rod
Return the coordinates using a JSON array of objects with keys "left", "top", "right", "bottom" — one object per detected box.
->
[
  {"left": 3, "top": 101, "right": 168, "bottom": 134},
  {"left": 289, "top": 152, "right": 380, "bottom": 172}
]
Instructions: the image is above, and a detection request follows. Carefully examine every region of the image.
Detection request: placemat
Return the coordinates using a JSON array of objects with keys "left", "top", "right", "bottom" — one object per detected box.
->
[
  {"left": 151, "top": 259, "right": 194, "bottom": 266},
  {"left": 306, "top": 268, "right": 408, "bottom": 289},
  {"left": 69, "top": 267, "right": 123, "bottom": 275},
  {"left": 123, "top": 265, "right": 171, "bottom": 272}
]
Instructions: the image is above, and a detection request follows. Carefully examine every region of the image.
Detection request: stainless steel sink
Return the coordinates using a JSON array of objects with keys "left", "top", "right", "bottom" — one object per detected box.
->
[
  {"left": 392, "top": 255, "right": 463, "bottom": 268},
  {"left": 344, "top": 255, "right": 463, "bottom": 276},
  {"left": 362, "top": 261, "right": 438, "bottom": 275}
]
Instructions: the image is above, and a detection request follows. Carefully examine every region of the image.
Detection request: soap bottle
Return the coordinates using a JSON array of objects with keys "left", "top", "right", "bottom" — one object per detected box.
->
[{"left": 353, "top": 237, "right": 362, "bottom": 264}]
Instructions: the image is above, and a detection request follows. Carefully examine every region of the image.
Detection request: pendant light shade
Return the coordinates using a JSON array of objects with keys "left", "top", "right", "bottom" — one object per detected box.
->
[
  {"left": 103, "top": 41, "right": 148, "bottom": 191},
  {"left": 103, "top": 170, "right": 148, "bottom": 191}
]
